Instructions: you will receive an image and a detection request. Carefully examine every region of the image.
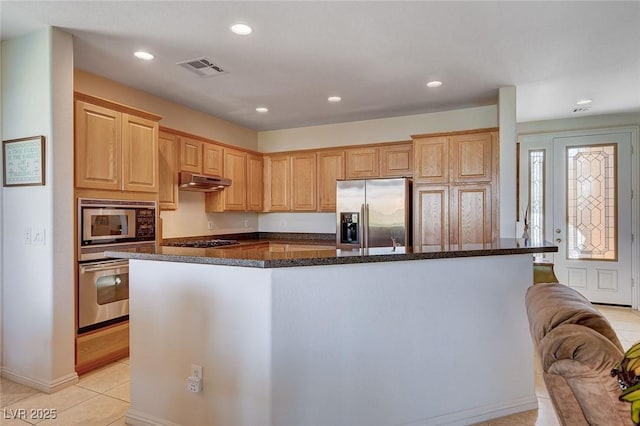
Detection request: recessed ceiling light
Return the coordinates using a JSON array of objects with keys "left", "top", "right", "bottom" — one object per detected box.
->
[
  {"left": 134, "top": 51, "right": 154, "bottom": 61},
  {"left": 426, "top": 81, "right": 443, "bottom": 88},
  {"left": 328, "top": 96, "right": 342, "bottom": 103},
  {"left": 256, "top": 107, "right": 269, "bottom": 113},
  {"left": 231, "top": 23, "right": 253, "bottom": 35},
  {"left": 576, "top": 99, "right": 593, "bottom": 105}
]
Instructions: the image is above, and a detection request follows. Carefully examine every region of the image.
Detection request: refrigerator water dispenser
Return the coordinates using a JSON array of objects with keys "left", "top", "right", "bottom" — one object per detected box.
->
[{"left": 340, "top": 212, "right": 359, "bottom": 244}]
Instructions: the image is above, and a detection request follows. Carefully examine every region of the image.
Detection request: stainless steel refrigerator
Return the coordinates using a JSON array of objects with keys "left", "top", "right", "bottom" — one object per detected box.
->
[{"left": 336, "top": 177, "right": 412, "bottom": 250}]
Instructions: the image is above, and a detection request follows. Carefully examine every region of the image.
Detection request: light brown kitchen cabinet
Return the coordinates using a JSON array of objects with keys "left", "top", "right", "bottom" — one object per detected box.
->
[
  {"left": 412, "top": 128, "right": 498, "bottom": 246},
  {"left": 317, "top": 150, "right": 345, "bottom": 211},
  {"left": 75, "top": 100, "right": 122, "bottom": 191},
  {"left": 247, "top": 153, "right": 264, "bottom": 211},
  {"left": 450, "top": 132, "right": 494, "bottom": 183},
  {"left": 346, "top": 147, "right": 379, "bottom": 179},
  {"left": 205, "top": 148, "right": 247, "bottom": 212},
  {"left": 414, "top": 185, "right": 449, "bottom": 246},
  {"left": 179, "top": 137, "right": 223, "bottom": 177},
  {"left": 158, "top": 131, "right": 179, "bottom": 210},
  {"left": 263, "top": 154, "right": 291, "bottom": 211},
  {"left": 291, "top": 152, "right": 317, "bottom": 211},
  {"left": 380, "top": 143, "right": 413, "bottom": 177},
  {"left": 122, "top": 114, "right": 159, "bottom": 192},
  {"left": 179, "top": 136, "right": 203, "bottom": 173},
  {"left": 413, "top": 136, "right": 449, "bottom": 183},
  {"left": 203, "top": 143, "right": 223, "bottom": 177},
  {"left": 450, "top": 184, "right": 492, "bottom": 244},
  {"left": 75, "top": 95, "right": 160, "bottom": 193}
]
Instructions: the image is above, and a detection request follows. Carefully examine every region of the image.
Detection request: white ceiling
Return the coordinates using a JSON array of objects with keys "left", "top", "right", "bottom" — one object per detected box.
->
[{"left": 2, "top": 1, "right": 639, "bottom": 131}]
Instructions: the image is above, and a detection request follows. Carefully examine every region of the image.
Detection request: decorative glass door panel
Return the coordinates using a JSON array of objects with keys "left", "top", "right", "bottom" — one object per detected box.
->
[{"left": 566, "top": 144, "right": 617, "bottom": 261}]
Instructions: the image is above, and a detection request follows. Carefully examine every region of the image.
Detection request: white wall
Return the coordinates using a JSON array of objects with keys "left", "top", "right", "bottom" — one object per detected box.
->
[
  {"left": 160, "top": 191, "right": 259, "bottom": 239},
  {"left": 1, "top": 28, "right": 77, "bottom": 392}
]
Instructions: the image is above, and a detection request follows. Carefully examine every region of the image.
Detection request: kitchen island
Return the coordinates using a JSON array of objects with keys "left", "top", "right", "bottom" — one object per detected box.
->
[{"left": 109, "top": 239, "right": 557, "bottom": 426}]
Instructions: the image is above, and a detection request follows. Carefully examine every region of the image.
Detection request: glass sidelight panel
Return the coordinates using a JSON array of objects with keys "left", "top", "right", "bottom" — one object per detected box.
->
[
  {"left": 528, "top": 150, "right": 545, "bottom": 244},
  {"left": 566, "top": 144, "right": 617, "bottom": 260}
]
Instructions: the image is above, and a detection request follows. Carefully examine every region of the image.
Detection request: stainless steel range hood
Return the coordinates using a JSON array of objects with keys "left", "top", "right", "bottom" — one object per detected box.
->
[{"left": 178, "top": 172, "right": 231, "bottom": 192}]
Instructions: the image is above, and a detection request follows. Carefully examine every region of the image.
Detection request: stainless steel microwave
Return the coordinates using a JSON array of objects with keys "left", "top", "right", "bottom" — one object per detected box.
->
[{"left": 78, "top": 198, "right": 156, "bottom": 247}]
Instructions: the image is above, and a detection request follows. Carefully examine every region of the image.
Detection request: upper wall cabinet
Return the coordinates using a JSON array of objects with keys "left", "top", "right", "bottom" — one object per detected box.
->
[
  {"left": 317, "top": 150, "right": 345, "bottom": 211},
  {"left": 380, "top": 143, "right": 413, "bottom": 177},
  {"left": 413, "top": 132, "right": 496, "bottom": 184},
  {"left": 75, "top": 93, "right": 160, "bottom": 193},
  {"left": 246, "top": 153, "right": 264, "bottom": 212},
  {"left": 179, "top": 137, "right": 223, "bottom": 177},
  {"left": 263, "top": 154, "right": 291, "bottom": 212},
  {"left": 291, "top": 152, "right": 317, "bottom": 211},
  {"left": 450, "top": 132, "right": 494, "bottom": 183},
  {"left": 205, "top": 148, "right": 247, "bottom": 212},
  {"left": 158, "top": 131, "right": 179, "bottom": 210},
  {"left": 345, "top": 142, "right": 412, "bottom": 180},
  {"left": 345, "top": 147, "right": 379, "bottom": 179}
]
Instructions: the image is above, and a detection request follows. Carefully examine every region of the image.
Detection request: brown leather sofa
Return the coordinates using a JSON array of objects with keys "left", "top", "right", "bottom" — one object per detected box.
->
[{"left": 526, "top": 282, "right": 632, "bottom": 425}]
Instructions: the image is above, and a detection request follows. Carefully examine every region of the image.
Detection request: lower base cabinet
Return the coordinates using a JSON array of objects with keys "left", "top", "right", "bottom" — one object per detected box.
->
[{"left": 76, "top": 321, "right": 129, "bottom": 375}]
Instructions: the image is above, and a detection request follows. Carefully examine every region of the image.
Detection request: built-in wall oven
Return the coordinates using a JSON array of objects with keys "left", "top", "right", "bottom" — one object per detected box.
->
[{"left": 77, "top": 198, "right": 156, "bottom": 332}]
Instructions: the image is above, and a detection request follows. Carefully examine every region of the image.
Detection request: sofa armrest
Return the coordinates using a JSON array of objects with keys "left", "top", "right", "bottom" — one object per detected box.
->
[{"left": 539, "top": 323, "right": 630, "bottom": 425}]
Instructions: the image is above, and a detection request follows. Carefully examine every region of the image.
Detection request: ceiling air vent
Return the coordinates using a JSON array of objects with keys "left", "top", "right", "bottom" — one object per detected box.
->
[{"left": 177, "top": 57, "right": 226, "bottom": 78}]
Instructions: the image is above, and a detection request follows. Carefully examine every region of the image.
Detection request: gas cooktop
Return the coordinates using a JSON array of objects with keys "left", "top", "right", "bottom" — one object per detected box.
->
[{"left": 164, "top": 239, "right": 239, "bottom": 248}]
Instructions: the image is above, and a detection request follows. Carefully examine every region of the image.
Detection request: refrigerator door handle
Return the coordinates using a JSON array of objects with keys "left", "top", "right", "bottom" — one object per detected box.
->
[
  {"left": 365, "top": 203, "right": 370, "bottom": 249},
  {"left": 360, "top": 203, "right": 366, "bottom": 249}
]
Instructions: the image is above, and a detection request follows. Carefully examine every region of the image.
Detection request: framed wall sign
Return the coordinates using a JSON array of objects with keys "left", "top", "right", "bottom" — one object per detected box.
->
[{"left": 3, "top": 135, "right": 46, "bottom": 187}]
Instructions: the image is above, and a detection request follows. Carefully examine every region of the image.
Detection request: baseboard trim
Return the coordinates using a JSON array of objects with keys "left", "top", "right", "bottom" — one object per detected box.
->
[
  {"left": 126, "top": 409, "right": 183, "bottom": 426},
  {"left": 399, "top": 395, "right": 539, "bottom": 425},
  {"left": 0, "top": 368, "right": 78, "bottom": 394}
]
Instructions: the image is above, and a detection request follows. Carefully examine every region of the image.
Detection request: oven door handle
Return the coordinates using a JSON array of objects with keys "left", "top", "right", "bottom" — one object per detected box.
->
[{"left": 79, "top": 260, "right": 129, "bottom": 273}]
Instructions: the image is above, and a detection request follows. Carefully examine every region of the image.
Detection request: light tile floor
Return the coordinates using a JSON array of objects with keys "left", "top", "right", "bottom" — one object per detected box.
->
[
  {"left": 1, "top": 358, "right": 129, "bottom": 426},
  {"left": 1, "top": 306, "right": 639, "bottom": 426}
]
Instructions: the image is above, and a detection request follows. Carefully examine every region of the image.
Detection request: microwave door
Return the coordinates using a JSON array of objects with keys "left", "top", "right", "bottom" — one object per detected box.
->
[{"left": 83, "top": 208, "right": 136, "bottom": 242}]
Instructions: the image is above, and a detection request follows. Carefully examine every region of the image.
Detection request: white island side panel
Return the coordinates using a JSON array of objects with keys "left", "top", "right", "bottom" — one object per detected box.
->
[{"left": 270, "top": 254, "right": 535, "bottom": 426}]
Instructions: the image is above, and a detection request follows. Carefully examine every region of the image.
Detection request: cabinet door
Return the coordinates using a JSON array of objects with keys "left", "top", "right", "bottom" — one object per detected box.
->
[
  {"left": 317, "top": 150, "right": 345, "bottom": 211},
  {"left": 247, "top": 153, "right": 263, "bottom": 211},
  {"left": 450, "top": 133, "right": 493, "bottom": 183},
  {"left": 291, "top": 152, "right": 317, "bottom": 211},
  {"left": 264, "top": 154, "right": 291, "bottom": 211},
  {"left": 414, "top": 185, "right": 449, "bottom": 247},
  {"left": 413, "top": 136, "right": 449, "bottom": 183},
  {"left": 346, "top": 147, "right": 379, "bottom": 179},
  {"left": 75, "top": 101, "right": 122, "bottom": 190},
  {"left": 203, "top": 143, "right": 223, "bottom": 177},
  {"left": 158, "top": 131, "right": 179, "bottom": 210},
  {"left": 222, "top": 148, "right": 247, "bottom": 211},
  {"left": 122, "top": 114, "right": 158, "bottom": 192},
  {"left": 380, "top": 143, "right": 413, "bottom": 177},
  {"left": 180, "top": 137, "right": 203, "bottom": 173},
  {"left": 450, "top": 184, "right": 492, "bottom": 244}
]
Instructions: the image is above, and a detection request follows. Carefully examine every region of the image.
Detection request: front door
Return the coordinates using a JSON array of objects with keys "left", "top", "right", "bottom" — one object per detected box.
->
[
  {"left": 519, "top": 128, "right": 636, "bottom": 306},
  {"left": 552, "top": 132, "right": 633, "bottom": 305}
]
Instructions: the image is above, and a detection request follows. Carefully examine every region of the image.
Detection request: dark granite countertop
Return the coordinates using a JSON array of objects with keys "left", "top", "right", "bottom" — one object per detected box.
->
[{"left": 106, "top": 238, "right": 558, "bottom": 269}]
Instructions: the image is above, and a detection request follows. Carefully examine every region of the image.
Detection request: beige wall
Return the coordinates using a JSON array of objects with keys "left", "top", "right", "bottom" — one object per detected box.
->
[
  {"left": 258, "top": 105, "right": 497, "bottom": 152},
  {"left": 74, "top": 69, "right": 258, "bottom": 151}
]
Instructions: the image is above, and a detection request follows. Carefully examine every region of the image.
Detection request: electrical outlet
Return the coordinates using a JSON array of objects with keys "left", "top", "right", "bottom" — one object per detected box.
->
[
  {"left": 187, "top": 364, "right": 203, "bottom": 393},
  {"left": 207, "top": 221, "right": 213, "bottom": 230},
  {"left": 244, "top": 219, "right": 249, "bottom": 228},
  {"left": 191, "top": 364, "right": 202, "bottom": 379},
  {"left": 24, "top": 228, "right": 32, "bottom": 244}
]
